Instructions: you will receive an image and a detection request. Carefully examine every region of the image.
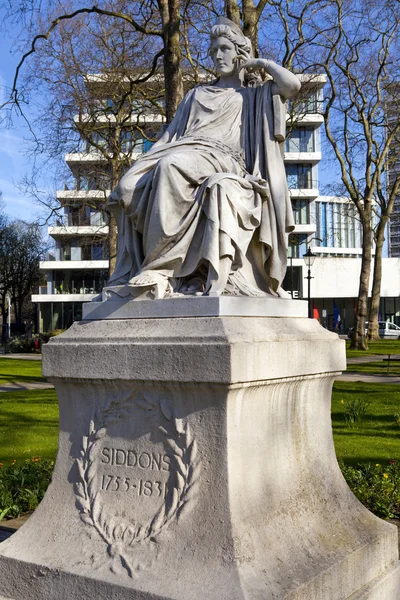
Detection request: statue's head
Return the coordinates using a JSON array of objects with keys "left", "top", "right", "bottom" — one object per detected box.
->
[{"left": 210, "top": 17, "right": 254, "bottom": 81}]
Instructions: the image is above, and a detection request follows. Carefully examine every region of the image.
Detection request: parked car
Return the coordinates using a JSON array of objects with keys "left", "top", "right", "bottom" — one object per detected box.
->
[
  {"left": 347, "top": 321, "right": 400, "bottom": 339},
  {"left": 378, "top": 321, "right": 400, "bottom": 339}
]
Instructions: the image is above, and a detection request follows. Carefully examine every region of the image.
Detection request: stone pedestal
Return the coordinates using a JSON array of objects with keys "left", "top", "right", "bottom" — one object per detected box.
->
[{"left": 0, "top": 302, "right": 399, "bottom": 599}]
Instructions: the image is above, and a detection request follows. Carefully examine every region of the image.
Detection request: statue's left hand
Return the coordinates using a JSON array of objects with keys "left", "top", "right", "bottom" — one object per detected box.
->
[{"left": 238, "top": 58, "right": 268, "bottom": 73}]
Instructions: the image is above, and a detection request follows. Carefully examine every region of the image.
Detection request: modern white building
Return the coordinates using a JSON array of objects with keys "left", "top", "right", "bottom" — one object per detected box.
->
[
  {"left": 32, "top": 73, "right": 400, "bottom": 333},
  {"left": 32, "top": 72, "right": 165, "bottom": 332}
]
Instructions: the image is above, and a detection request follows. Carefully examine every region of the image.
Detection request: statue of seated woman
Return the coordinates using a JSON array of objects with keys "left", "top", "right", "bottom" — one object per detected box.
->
[{"left": 107, "top": 17, "right": 301, "bottom": 300}]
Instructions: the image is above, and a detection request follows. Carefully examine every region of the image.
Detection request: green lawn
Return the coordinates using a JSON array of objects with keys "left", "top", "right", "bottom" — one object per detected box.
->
[
  {"left": 347, "top": 360, "right": 400, "bottom": 376},
  {"left": 0, "top": 354, "right": 398, "bottom": 469},
  {"left": 0, "top": 389, "right": 59, "bottom": 464},
  {"left": 347, "top": 339, "right": 400, "bottom": 358},
  {"left": 332, "top": 381, "right": 400, "bottom": 465},
  {"left": 0, "top": 358, "right": 45, "bottom": 384}
]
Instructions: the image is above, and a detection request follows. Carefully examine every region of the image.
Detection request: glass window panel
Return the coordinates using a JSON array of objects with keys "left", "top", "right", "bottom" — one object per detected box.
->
[
  {"left": 63, "top": 303, "right": 74, "bottom": 329},
  {"left": 286, "top": 165, "right": 298, "bottom": 189},
  {"left": 41, "top": 303, "right": 52, "bottom": 333},
  {"left": 52, "top": 303, "right": 63, "bottom": 330}
]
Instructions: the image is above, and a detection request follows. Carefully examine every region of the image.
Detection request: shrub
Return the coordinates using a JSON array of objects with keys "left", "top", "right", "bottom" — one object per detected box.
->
[
  {"left": 340, "top": 460, "right": 400, "bottom": 519},
  {"left": 5, "top": 337, "right": 35, "bottom": 354},
  {"left": 342, "top": 397, "right": 371, "bottom": 426},
  {"left": 39, "top": 329, "right": 66, "bottom": 344},
  {"left": 0, "top": 458, "right": 54, "bottom": 520}
]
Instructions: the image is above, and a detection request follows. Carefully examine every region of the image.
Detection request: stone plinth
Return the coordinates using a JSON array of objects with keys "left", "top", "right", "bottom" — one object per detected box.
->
[{"left": 0, "top": 309, "right": 399, "bottom": 599}]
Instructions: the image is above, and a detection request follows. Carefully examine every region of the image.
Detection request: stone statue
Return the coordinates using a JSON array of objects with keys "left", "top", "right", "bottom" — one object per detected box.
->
[{"left": 107, "top": 17, "right": 301, "bottom": 300}]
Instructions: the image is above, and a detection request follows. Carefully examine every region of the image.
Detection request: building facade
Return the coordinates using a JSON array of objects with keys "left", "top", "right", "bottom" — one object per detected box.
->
[
  {"left": 32, "top": 74, "right": 164, "bottom": 332},
  {"left": 32, "top": 74, "right": 400, "bottom": 333}
]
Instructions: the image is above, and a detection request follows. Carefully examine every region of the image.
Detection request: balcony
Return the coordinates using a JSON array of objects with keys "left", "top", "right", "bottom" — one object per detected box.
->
[
  {"left": 48, "top": 225, "right": 109, "bottom": 238},
  {"left": 40, "top": 260, "right": 109, "bottom": 270},
  {"left": 65, "top": 151, "right": 141, "bottom": 170},
  {"left": 289, "top": 188, "right": 319, "bottom": 199},
  {"left": 292, "top": 223, "right": 317, "bottom": 234},
  {"left": 73, "top": 113, "right": 165, "bottom": 125},
  {"left": 284, "top": 152, "right": 321, "bottom": 164},
  {"left": 289, "top": 113, "right": 324, "bottom": 127},
  {"left": 32, "top": 293, "right": 98, "bottom": 303},
  {"left": 56, "top": 190, "right": 110, "bottom": 201}
]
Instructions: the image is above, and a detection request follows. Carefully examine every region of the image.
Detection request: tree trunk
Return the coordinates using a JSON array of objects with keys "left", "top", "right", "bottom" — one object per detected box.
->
[
  {"left": 350, "top": 216, "right": 373, "bottom": 350},
  {"left": 14, "top": 300, "right": 21, "bottom": 325},
  {"left": 242, "top": 0, "right": 259, "bottom": 57},
  {"left": 368, "top": 217, "right": 387, "bottom": 341},
  {"left": 158, "top": 0, "right": 183, "bottom": 123},
  {"left": 225, "top": 0, "right": 241, "bottom": 27},
  {"left": 108, "top": 213, "right": 117, "bottom": 278},
  {"left": 108, "top": 164, "right": 120, "bottom": 278}
]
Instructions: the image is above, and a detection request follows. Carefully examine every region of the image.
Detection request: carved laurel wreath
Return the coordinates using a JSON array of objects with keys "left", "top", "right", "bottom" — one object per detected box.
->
[{"left": 74, "top": 392, "right": 200, "bottom": 577}]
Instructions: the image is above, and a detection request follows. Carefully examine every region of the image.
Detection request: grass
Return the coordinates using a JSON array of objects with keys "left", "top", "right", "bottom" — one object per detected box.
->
[
  {"left": 0, "top": 355, "right": 398, "bottom": 502},
  {"left": 346, "top": 339, "right": 400, "bottom": 358},
  {"left": 0, "top": 389, "right": 59, "bottom": 464},
  {"left": 0, "top": 358, "right": 45, "bottom": 384},
  {"left": 332, "top": 381, "right": 400, "bottom": 465},
  {"left": 347, "top": 360, "right": 400, "bottom": 375}
]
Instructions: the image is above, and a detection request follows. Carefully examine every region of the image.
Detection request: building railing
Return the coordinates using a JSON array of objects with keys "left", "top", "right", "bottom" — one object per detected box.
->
[{"left": 54, "top": 215, "right": 108, "bottom": 227}]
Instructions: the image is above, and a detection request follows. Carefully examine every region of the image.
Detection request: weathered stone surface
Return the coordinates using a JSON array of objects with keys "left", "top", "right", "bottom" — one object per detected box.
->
[
  {"left": 0, "top": 314, "right": 398, "bottom": 599},
  {"left": 83, "top": 295, "right": 308, "bottom": 320}
]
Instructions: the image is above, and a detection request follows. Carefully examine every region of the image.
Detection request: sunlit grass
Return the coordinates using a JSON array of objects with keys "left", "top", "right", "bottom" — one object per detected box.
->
[
  {"left": 346, "top": 360, "right": 400, "bottom": 375},
  {"left": 346, "top": 340, "right": 400, "bottom": 358},
  {"left": 0, "top": 389, "right": 58, "bottom": 463},
  {"left": 0, "top": 358, "right": 45, "bottom": 384},
  {"left": 332, "top": 381, "right": 400, "bottom": 465}
]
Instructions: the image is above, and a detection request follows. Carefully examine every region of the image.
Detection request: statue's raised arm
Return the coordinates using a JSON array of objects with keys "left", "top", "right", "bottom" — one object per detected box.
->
[{"left": 107, "top": 17, "right": 301, "bottom": 300}]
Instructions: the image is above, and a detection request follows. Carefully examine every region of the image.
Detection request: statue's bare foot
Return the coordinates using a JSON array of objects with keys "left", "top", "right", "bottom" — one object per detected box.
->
[{"left": 128, "top": 272, "right": 166, "bottom": 287}]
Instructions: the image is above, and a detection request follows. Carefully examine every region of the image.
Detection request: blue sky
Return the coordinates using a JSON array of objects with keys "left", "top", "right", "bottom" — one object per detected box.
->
[{"left": 0, "top": 21, "right": 47, "bottom": 222}]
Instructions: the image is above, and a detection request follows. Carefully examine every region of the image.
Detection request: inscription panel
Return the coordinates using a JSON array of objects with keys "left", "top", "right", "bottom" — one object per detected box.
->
[{"left": 73, "top": 391, "right": 200, "bottom": 577}]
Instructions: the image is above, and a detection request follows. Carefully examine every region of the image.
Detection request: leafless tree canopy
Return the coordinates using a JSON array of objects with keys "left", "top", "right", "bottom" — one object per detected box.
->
[{"left": 1, "top": 0, "right": 399, "bottom": 347}]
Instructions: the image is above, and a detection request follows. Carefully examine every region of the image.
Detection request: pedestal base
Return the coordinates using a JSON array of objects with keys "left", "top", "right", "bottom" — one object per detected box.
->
[{"left": 0, "top": 313, "right": 398, "bottom": 599}]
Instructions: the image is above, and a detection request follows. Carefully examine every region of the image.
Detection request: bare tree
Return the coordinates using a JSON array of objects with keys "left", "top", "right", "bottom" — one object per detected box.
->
[
  {"left": 0, "top": 202, "right": 44, "bottom": 326},
  {"left": 260, "top": 0, "right": 400, "bottom": 349}
]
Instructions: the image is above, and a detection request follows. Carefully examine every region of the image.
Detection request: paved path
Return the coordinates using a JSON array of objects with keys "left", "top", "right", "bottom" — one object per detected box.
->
[
  {"left": 0, "top": 514, "right": 31, "bottom": 542},
  {"left": 347, "top": 354, "right": 400, "bottom": 364},
  {"left": 0, "top": 354, "right": 41, "bottom": 361},
  {"left": 0, "top": 381, "right": 53, "bottom": 392},
  {"left": 336, "top": 353, "right": 400, "bottom": 383},
  {"left": 335, "top": 372, "right": 400, "bottom": 384},
  {"left": 0, "top": 353, "right": 51, "bottom": 392}
]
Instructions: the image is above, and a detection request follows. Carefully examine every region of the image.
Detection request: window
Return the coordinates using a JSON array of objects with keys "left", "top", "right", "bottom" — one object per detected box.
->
[
  {"left": 288, "top": 234, "right": 307, "bottom": 258},
  {"left": 292, "top": 201, "right": 309, "bottom": 225},
  {"left": 90, "top": 210, "right": 108, "bottom": 227},
  {"left": 61, "top": 242, "right": 71, "bottom": 261},
  {"left": 286, "top": 164, "right": 312, "bottom": 189},
  {"left": 82, "top": 131, "right": 108, "bottom": 153},
  {"left": 288, "top": 92, "right": 322, "bottom": 115},
  {"left": 121, "top": 130, "right": 134, "bottom": 152},
  {"left": 285, "top": 128, "right": 314, "bottom": 153}
]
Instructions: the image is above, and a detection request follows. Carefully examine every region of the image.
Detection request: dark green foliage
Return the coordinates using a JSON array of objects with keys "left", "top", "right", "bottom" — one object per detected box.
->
[
  {"left": 340, "top": 461, "right": 400, "bottom": 520},
  {"left": 0, "top": 458, "right": 54, "bottom": 520}
]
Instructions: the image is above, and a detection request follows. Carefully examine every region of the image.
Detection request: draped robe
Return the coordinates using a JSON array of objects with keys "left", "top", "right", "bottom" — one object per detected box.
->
[{"left": 108, "top": 81, "right": 295, "bottom": 296}]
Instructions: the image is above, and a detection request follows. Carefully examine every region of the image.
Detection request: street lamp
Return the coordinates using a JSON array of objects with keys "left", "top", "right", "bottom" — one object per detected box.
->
[{"left": 303, "top": 247, "right": 316, "bottom": 319}]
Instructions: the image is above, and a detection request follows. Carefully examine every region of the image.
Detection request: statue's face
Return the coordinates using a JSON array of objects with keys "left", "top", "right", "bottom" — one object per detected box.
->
[{"left": 210, "top": 36, "right": 238, "bottom": 76}]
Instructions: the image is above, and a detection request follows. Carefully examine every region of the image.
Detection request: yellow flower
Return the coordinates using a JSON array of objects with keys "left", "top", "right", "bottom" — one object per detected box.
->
[
  {"left": 340, "top": 399, "right": 344, "bottom": 404},
  {"left": 383, "top": 473, "right": 389, "bottom": 479},
  {"left": 10, "top": 459, "right": 16, "bottom": 465},
  {"left": 375, "top": 463, "right": 380, "bottom": 466}
]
